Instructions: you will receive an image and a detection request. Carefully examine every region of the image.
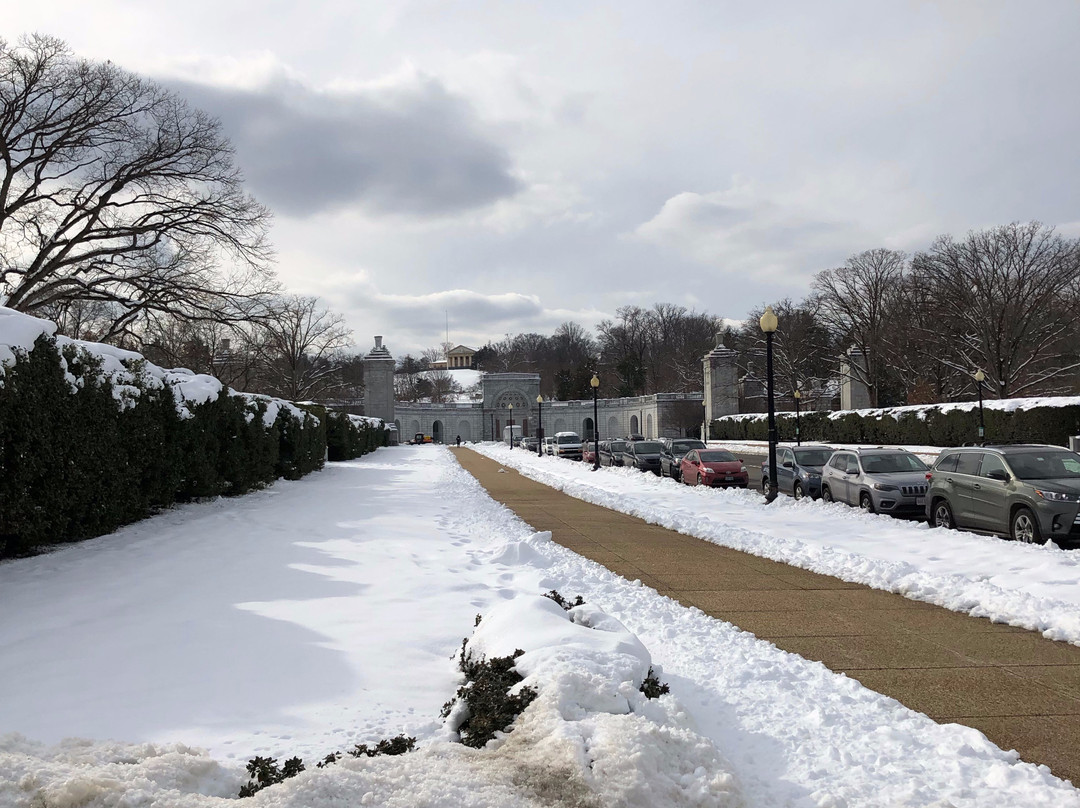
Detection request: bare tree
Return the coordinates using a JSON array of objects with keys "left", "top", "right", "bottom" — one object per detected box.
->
[
  {"left": 256, "top": 295, "right": 352, "bottom": 401},
  {"left": 810, "top": 249, "right": 908, "bottom": 406},
  {"left": 0, "top": 34, "right": 275, "bottom": 339},
  {"left": 913, "top": 222, "right": 1080, "bottom": 397},
  {"left": 739, "top": 299, "right": 835, "bottom": 407}
]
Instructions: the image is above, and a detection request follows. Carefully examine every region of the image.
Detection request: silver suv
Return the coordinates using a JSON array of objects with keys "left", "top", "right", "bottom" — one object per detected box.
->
[
  {"left": 820, "top": 448, "right": 929, "bottom": 517},
  {"left": 926, "top": 444, "right": 1080, "bottom": 544}
]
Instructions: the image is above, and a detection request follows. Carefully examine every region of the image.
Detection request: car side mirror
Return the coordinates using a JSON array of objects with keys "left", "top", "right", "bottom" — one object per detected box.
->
[
  {"left": 783, "top": 460, "right": 793, "bottom": 468},
  {"left": 986, "top": 469, "right": 1009, "bottom": 482}
]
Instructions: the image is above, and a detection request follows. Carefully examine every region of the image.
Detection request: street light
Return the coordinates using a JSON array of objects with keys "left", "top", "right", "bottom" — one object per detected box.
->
[
  {"left": 760, "top": 305, "right": 779, "bottom": 503},
  {"left": 794, "top": 388, "right": 802, "bottom": 447},
  {"left": 590, "top": 374, "right": 601, "bottom": 470},
  {"left": 702, "top": 399, "right": 708, "bottom": 443},
  {"left": 508, "top": 403, "right": 514, "bottom": 449},
  {"left": 974, "top": 369, "right": 986, "bottom": 445},
  {"left": 536, "top": 394, "right": 544, "bottom": 457}
]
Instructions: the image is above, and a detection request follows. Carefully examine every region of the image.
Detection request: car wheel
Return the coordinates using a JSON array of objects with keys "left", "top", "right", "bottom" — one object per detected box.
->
[
  {"left": 821, "top": 486, "right": 833, "bottom": 503},
  {"left": 1011, "top": 507, "right": 1043, "bottom": 544},
  {"left": 697, "top": 472, "right": 704, "bottom": 487},
  {"left": 793, "top": 482, "right": 804, "bottom": 500},
  {"left": 859, "top": 492, "right": 875, "bottom": 513},
  {"left": 931, "top": 499, "right": 954, "bottom": 529},
  {"left": 760, "top": 476, "right": 769, "bottom": 494}
]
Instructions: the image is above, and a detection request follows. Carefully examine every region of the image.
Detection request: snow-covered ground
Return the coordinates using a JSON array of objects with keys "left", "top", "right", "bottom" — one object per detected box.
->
[
  {"left": 2, "top": 446, "right": 1078, "bottom": 806},
  {"left": 476, "top": 443, "right": 1080, "bottom": 645}
]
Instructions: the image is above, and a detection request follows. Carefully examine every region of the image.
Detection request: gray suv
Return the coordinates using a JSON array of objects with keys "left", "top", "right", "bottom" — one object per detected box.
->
[
  {"left": 820, "top": 448, "right": 929, "bottom": 517},
  {"left": 926, "top": 444, "right": 1080, "bottom": 544},
  {"left": 760, "top": 445, "right": 835, "bottom": 500}
]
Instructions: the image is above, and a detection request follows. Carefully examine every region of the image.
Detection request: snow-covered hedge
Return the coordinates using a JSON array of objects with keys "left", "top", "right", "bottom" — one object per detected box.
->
[
  {"left": 0, "top": 308, "right": 329, "bottom": 557},
  {"left": 324, "top": 411, "right": 390, "bottom": 461},
  {"left": 710, "top": 396, "right": 1080, "bottom": 447}
]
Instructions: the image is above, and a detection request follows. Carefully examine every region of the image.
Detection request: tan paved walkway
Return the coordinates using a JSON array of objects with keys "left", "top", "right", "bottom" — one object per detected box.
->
[{"left": 453, "top": 448, "right": 1080, "bottom": 785}]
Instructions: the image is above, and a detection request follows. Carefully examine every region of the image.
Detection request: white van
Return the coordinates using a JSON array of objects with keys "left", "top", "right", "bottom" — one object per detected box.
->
[{"left": 553, "top": 431, "right": 583, "bottom": 460}]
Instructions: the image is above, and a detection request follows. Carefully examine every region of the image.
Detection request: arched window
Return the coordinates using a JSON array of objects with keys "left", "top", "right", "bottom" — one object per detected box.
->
[{"left": 582, "top": 417, "right": 595, "bottom": 441}]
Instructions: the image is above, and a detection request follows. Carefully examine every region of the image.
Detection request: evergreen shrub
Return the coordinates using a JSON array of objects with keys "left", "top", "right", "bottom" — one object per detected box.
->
[{"left": 710, "top": 401, "right": 1080, "bottom": 447}]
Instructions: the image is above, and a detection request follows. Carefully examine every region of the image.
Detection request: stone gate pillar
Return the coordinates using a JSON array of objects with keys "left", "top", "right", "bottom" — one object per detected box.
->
[
  {"left": 703, "top": 333, "right": 739, "bottom": 424},
  {"left": 839, "top": 346, "right": 872, "bottom": 410},
  {"left": 363, "top": 336, "right": 396, "bottom": 424}
]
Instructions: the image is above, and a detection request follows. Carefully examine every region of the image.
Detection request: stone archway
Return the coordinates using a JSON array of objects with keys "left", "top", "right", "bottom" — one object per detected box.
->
[
  {"left": 410, "top": 419, "right": 421, "bottom": 437},
  {"left": 607, "top": 415, "right": 620, "bottom": 437},
  {"left": 630, "top": 415, "right": 639, "bottom": 435},
  {"left": 457, "top": 420, "right": 472, "bottom": 442},
  {"left": 582, "top": 417, "right": 595, "bottom": 441},
  {"left": 646, "top": 414, "right": 654, "bottom": 438},
  {"left": 432, "top": 420, "right": 443, "bottom": 443}
]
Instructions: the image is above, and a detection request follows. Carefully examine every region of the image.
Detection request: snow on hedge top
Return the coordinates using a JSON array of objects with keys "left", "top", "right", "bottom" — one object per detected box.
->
[
  {"left": 0, "top": 306, "right": 313, "bottom": 424},
  {"left": 716, "top": 394, "right": 1080, "bottom": 424}
]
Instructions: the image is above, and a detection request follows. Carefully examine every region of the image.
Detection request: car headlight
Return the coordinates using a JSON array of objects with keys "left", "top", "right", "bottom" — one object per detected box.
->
[
  {"left": 873, "top": 483, "right": 897, "bottom": 491},
  {"left": 702, "top": 467, "right": 714, "bottom": 473},
  {"left": 1035, "top": 489, "right": 1080, "bottom": 502},
  {"left": 740, "top": 466, "right": 747, "bottom": 473}
]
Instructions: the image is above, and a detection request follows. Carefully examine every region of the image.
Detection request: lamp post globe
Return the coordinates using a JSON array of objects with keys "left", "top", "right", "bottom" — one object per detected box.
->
[
  {"left": 590, "top": 374, "right": 601, "bottom": 470},
  {"left": 760, "top": 306, "right": 779, "bottom": 503},
  {"left": 508, "top": 403, "right": 513, "bottom": 450},
  {"left": 536, "top": 395, "right": 544, "bottom": 456},
  {"left": 974, "top": 369, "right": 986, "bottom": 445}
]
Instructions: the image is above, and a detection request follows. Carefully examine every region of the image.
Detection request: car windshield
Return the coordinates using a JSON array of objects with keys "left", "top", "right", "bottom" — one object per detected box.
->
[
  {"left": 793, "top": 449, "right": 833, "bottom": 467},
  {"left": 608, "top": 441, "right": 627, "bottom": 452},
  {"left": 1006, "top": 450, "right": 1080, "bottom": 480},
  {"left": 634, "top": 442, "right": 663, "bottom": 453},
  {"left": 700, "top": 450, "right": 736, "bottom": 462},
  {"left": 671, "top": 440, "right": 705, "bottom": 453},
  {"left": 860, "top": 453, "right": 927, "bottom": 473},
  {"left": 557, "top": 435, "right": 579, "bottom": 444}
]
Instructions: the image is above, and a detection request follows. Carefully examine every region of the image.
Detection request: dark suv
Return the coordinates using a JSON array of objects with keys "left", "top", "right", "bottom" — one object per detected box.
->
[
  {"left": 926, "top": 444, "right": 1080, "bottom": 544},
  {"left": 760, "top": 445, "right": 834, "bottom": 500},
  {"left": 623, "top": 440, "right": 664, "bottom": 474},
  {"left": 659, "top": 438, "right": 707, "bottom": 481}
]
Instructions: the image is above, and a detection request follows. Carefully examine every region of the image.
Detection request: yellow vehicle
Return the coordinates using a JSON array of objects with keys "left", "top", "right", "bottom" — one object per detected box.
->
[{"left": 412, "top": 433, "right": 433, "bottom": 444}]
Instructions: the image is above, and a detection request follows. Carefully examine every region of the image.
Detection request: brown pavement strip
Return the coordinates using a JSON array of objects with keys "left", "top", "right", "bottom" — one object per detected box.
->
[{"left": 451, "top": 448, "right": 1080, "bottom": 785}]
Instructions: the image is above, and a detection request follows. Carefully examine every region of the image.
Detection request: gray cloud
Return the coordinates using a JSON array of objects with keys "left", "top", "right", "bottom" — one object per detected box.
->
[{"left": 172, "top": 75, "right": 522, "bottom": 218}]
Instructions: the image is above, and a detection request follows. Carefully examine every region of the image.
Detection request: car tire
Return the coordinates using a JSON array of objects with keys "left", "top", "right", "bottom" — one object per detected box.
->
[
  {"left": 761, "top": 476, "right": 769, "bottom": 494},
  {"left": 931, "top": 499, "right": 955, "bottom": 530},
  {"left": 859, "top": 492, "right": 875, "bottom": 513},
  {"left": 1011, "top": 507, "right": 1044, "bottom": 544},
  {"left": 793, "top": 482, "right": 804, "bottom": 500},
  {"left": 697, "top": 472, "right": 704, "bottom": 487},
  {"left": 821, "top": 486, "right": 833, "bottom": 503}
]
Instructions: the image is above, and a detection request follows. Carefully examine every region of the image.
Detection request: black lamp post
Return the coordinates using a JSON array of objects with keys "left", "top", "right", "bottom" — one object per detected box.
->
[
  {"left": 794, "top": 388, "right": 802, "bottom": 447},
  {"left": 974, "top": 369, "right": 986, "bottom": 445},
  {"left": 508, "top": 403, "right": 514, "bottom": 449},
  {"left": 536, "top": 394, "right": 544, "bottom": 456},
  {"left": 590, "top": 374, "right": 601, "bottom": 470},
  {"left": 702, "top": 399, "right": 708, "bottom": 443},
  {"left": 760, "top": 305, "right": 779, "bottom": 503}
]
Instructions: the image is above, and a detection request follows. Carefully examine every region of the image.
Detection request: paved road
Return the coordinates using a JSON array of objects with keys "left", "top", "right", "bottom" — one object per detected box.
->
[{"left": 453, "top": 447, "right": 1080, "bottom": 785}]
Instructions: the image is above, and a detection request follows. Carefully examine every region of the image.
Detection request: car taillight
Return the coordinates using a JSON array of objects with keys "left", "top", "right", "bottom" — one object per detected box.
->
[{"left": 925, "top": 472, "right": 932, "bottom": 481}]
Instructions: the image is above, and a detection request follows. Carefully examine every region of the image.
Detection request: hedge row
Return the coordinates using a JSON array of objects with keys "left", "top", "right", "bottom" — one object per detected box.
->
[
  {"left": 324, "top": 410, "right": 391, "bottom": 461},
  {"left": 0, "top": 334, "right": 385, "bottom": 558},
  {"left": 710, "top": 402, "right": 1080, "bottom": 448}
]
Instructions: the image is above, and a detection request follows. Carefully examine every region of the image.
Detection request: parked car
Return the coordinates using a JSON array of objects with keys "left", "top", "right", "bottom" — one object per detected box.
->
[
  {"left": 679, "top": 449, "right": 748, "bottom": 488},
  {"left": 582, "top": 441, "right": 598, "bottom": 465},
  {"left": 625, "top": 433, "right": 645, "bottom": 442},
  {"left": 623, "top": 440, "right": 664, "bottom": 474},
  {"left": 659, "top": 438, "right": 707, "bottom": 481},
  {"left": 598, "top": 439, "right": 629, "bottom": 467},
  {"left": 520, "top": 436, "right": 538, "bottom": 452},
  {"left": 759, "top": 445, "right": 835, "bottom": 500},
  {"left": 926, "top": 444, "right": 1080, "bottom": 544},
  {"left": 820, "top": 448, "right": 928, "bottom": 517},
  {"left": 543, "top": 436, "right": 556, "bottom": 456},
  {"left": 552, "top": 431, "right": 583, "bottom": 460}
]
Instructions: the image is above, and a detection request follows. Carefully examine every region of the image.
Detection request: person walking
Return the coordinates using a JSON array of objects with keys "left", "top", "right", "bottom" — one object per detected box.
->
[{"left": 455, "top": 435, "right": 461, "bottom": 447}]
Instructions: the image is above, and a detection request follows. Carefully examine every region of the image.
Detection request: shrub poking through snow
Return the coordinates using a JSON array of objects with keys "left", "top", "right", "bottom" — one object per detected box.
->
[
  {"left": 347, "top": 735, "right": 416, "bottom": 757},
  {"left": 442, "top": 647, "right": 538, "bottom": 749},
  {"left": 238, "top": 755, "right": 305, "bottom": 797},
  {"left": 542, "top": 589, "right": 585, "bottom": 610},
  {"left": 640, "top": 666, "right": 670, "bottom": 699}
]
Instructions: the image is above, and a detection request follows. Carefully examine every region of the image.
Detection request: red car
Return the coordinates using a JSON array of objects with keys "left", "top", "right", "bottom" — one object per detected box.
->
[
  {"left": 680, "top": 449, "right": 748, "bottom": 488},
  {"left": 582, "top": 442, "right": 598, "bottom": 465}
]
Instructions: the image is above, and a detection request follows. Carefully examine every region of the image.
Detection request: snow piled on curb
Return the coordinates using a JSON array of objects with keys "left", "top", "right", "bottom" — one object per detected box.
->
[
  {"left": 474, "top": 443, "right": 1080, "bottom": 645},
  {"left": 0, "top": 592, "right": 741, "bottom": 808}
]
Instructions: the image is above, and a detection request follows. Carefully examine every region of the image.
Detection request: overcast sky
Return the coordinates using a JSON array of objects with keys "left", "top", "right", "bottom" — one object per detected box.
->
[{"left": 7, "top": 1, "right": 1080, "bottom": 356}]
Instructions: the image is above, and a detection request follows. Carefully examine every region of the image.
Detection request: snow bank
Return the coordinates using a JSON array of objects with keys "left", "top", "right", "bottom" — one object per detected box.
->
[{"left": 475, "top": 443, "right": 1080, "bottom": 645}]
